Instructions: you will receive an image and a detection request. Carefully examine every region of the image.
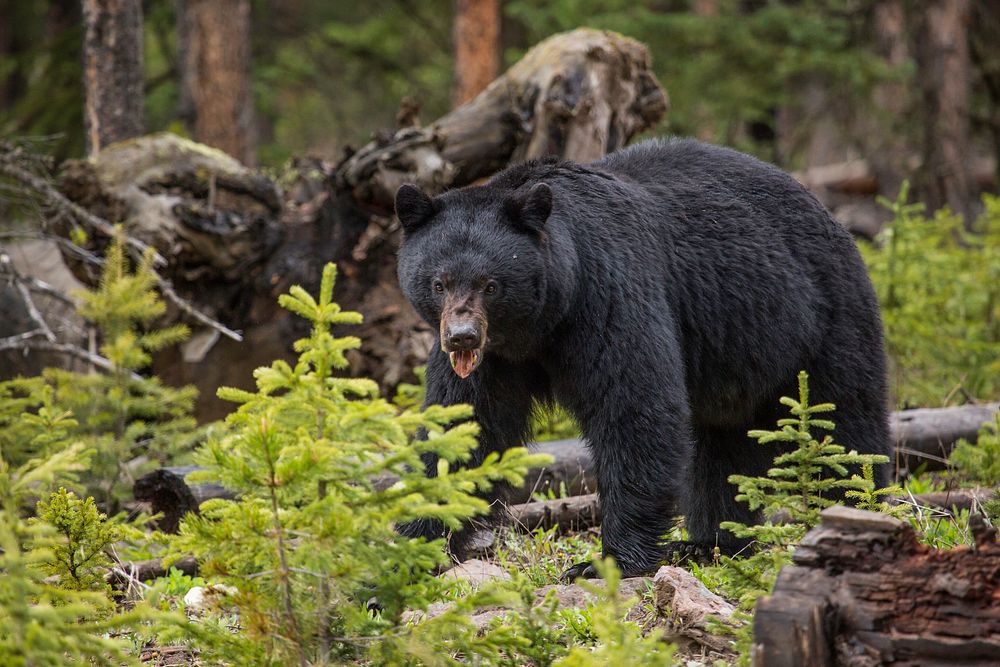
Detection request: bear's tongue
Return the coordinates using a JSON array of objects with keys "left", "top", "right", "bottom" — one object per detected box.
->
[{"left": 449, "top": 350, "right": 480, "bottom": 379}]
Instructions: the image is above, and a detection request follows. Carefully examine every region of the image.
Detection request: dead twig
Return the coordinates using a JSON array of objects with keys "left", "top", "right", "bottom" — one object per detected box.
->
[
  {"left": 9, "top": 338, "right": 142, "bottom": 381},
  {"left": 0, "top": 146, "right": 244, "bottom": 342}
]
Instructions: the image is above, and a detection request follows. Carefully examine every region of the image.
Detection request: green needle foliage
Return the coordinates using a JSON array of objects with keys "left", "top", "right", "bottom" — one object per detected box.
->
[
  {"left": 861, "top": 187, "right": 1000, "bottom": 408},
  {"left": 169, "top": 263, "right": 551, "bottom": 665},
  {"left": 948, "top": 411, "right": 1000, "bottom": 486},
  {"left": 725, "top": 371, "right": 891, "bottom": 547},
  {"left": 695, "top": 372, "right": 895, "bottom": 664},
  {"left": 32, "top": 488, "right": 130, "bottom": 593},
  {"left": 0, "top": 405, "right": 169, "bottom": 666},
  {"left": 0, "top": 232, "right": 202, "bottom": 513}
]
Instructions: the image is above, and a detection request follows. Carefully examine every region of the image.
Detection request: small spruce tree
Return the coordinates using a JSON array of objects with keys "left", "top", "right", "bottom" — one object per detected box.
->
[
  {"left": 0, "top": 232, "right": 201, "bottom": 513},
  {"left": 168, "top": 263, "right": 551, "bottom": 665},
  {"left": 695, "top": 371, "right": 894, "bottom": 664},
  {"left": 948, "top": 411, "right": 1000, "bottom": 486},
  {"left": 724, "top": 371, "right": 892, "bottom": 547}
]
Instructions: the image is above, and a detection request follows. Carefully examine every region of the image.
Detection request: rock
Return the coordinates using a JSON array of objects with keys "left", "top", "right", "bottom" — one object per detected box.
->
[
  {"left": 440, "top": 559, "right": 512, "bottom": 584},
  {"left": 535, "top": 576, "right": 651, "bottom": 612},
  {"left": 653, "top": 566, "right": 735, "bottom": 622},
  {"left": 182, "top": 584, "right": 238, "bottom": 614}
]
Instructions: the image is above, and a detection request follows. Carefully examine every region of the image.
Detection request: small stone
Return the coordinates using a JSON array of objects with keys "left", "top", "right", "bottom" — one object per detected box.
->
[
  {"left": 183, "top": 584, "right": 238, "bottom": 613},
  {"left": 440, "top": 559, "right": 512, "bottom": 584}
]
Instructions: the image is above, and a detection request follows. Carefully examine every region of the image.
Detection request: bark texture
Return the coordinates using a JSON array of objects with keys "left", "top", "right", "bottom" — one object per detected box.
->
[
  {"left": 180, "top": 0, "right": 257, "bottom": 165},
  {"left": 452, "top": 0, "right": 500, "bottom": 107},
  {"left": 917, "top": 0, "right": 975, "bottom": 226},
  {"left": 82, "top": 0, "right": 145, "bottom": 155},
  {"left": 753, "top": 506, "right": 1000, "bottom": 666}
]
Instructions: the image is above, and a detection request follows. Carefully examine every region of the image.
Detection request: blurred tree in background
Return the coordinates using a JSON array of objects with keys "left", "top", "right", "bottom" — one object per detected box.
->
[{"left": 1, "top": 0, "right": 996, "bottom": 188}]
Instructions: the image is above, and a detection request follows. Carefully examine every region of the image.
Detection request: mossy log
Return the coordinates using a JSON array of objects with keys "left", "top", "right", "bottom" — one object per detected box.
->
[{"left": 54, "top": 29, "right": 667, "bottom": 421}]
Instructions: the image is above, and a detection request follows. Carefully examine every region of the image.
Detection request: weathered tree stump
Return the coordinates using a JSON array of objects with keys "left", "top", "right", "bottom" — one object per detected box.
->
[{"left": 753, "top": 506, "right": 1000, "bottom": 666}]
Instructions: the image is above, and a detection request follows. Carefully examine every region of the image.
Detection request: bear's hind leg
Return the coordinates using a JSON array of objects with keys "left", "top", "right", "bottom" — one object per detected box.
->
[{"left": 677, "top": 423, "right": 774, "bottom": 560}]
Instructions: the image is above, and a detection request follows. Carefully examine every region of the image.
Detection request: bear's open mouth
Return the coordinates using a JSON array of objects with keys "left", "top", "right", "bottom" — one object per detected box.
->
[{"left": 449, "top": 349, "right": 482, "bottom": 379}]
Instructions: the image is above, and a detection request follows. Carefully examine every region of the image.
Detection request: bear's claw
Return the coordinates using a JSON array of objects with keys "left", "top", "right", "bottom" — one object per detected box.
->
[
  {"left": 662, "top": 540, "right": 723, "bottom": 564},
  {"left": 560, "top": 561, "right": 598, "bottom": 582}
]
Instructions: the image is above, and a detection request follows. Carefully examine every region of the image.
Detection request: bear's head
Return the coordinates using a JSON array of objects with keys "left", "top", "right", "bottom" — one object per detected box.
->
[{"left": 395, "top": 181, "right": 555, "bottom": 379}]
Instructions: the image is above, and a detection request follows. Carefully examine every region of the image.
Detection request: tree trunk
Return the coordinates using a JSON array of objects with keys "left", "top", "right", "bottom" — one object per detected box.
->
[
  {"left": 179, "top": 0, "right": 257, "bottom": 165},
  {"left": 916, "top": 0, "right": 975, "bottom": 227},
  {"left": 81, "top": 0, "right": 145, "bottom": 155},
  {"left": 869, "top": 0, "right": 911, "bottom": 200},
  {"left": 753, "top": 506, "right": 1000, "bottom": 666},
  {"left": 451, "top": 0, "right": 500, "bottom": 107},
  {"left": 969, "top": 1, "right": 1000, "bottom": 193}
]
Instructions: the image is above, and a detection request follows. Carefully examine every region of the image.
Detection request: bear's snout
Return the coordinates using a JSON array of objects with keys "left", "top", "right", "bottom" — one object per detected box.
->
[{"left": 445, "top": 322, "right": 482, "bottom": 351}]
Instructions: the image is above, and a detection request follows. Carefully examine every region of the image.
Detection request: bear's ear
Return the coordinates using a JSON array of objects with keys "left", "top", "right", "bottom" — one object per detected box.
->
[
  {"left": 504, "top": 182, "right": 553, "bottom": 238},
  {"left": 395, "top": 183, "right": 437, "bottom": 234}
]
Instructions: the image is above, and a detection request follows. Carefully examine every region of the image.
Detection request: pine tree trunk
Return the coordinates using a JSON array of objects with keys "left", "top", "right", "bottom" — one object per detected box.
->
[
  {"left": 179, "top": 0, "right": 257, "bottom": 166},
  {"left": 916, "top": 0, "right": 975, "bottom": 227},
  {"left": 970, "top": 1, "right": 1000, "bottom": 193},
  {"left": 81, "top": 0, "right": 145, "bottom": 155},
  {"left": 451, "top": 0, "right": 500, "bottom": 107},
  {"left": 870, "top": 0, "right": 911, "bottom": 199}
]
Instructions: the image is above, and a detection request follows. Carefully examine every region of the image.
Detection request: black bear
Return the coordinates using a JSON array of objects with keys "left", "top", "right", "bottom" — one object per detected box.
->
[{"left": 395, "top": 138, "right": 889, "bottom": 578}]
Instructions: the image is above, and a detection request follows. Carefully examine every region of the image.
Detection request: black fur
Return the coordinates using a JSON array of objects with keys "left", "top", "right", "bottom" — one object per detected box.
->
[{"left": 395, "top": 138, "right": 890, "bottom": 577}]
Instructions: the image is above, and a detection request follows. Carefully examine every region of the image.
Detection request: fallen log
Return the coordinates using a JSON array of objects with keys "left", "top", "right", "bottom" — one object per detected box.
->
[
  {"left": 509, "top": 492, "right": 601, "bottom": 532},
  {"left": 892, "top": 402, "right": 999, "bottom": 470},
  {"left": 52, "top": 28, "right": 666, "bottom": 421},
  {"left": 133, "top": 402, "right": 998, "bottom": 533},
  {"left": 902, "top": 486, "right": 1000, "bottom": 513},
  {"left": 752, "top": 506, "right": 1000, "bottom": 666},
  {"left": 793, "top": 156, "right": 996, "bottom": 198},
  {"left": 107, "top": 555, "right": 199, "bottom": 590}
]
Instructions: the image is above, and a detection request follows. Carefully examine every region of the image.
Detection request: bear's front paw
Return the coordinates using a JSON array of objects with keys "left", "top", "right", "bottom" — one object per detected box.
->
[
  {"left": 397, "top": 518, "right": 446, "bottom": 541},
  {"left": 560, "top": 561, "right": 598, "bottom": 582},
  {"left": 662, "top": 540, "right": 722, "bottom": 565}
]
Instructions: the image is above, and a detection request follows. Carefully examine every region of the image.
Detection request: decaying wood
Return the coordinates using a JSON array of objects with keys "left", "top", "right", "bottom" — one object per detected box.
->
[
  {"left": 339, "top": 28, "right": 667, "bottom": 216},
  {"left": 753, "top": 506, "right": 1000, "bottom": 666},
  {"left": 653, "top": 565, "right": 739, "bottom": 655},
  {"left": 509, "top": 493, "right": 601, "bottom": 532},
  {"left": 52, "top": 28, "right": 666, "bottom": 421},
  {"left": 107, "top": 555, "right": 199, "bottom": 590}
]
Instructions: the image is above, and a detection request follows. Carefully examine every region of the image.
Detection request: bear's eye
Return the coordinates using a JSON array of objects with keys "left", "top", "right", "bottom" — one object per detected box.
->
[
  {"left": 433, "top": 280, "right": 445, "bottom": 294},
  {"left": 484, "top": 282, "right": 498, "bottom": 295}
]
